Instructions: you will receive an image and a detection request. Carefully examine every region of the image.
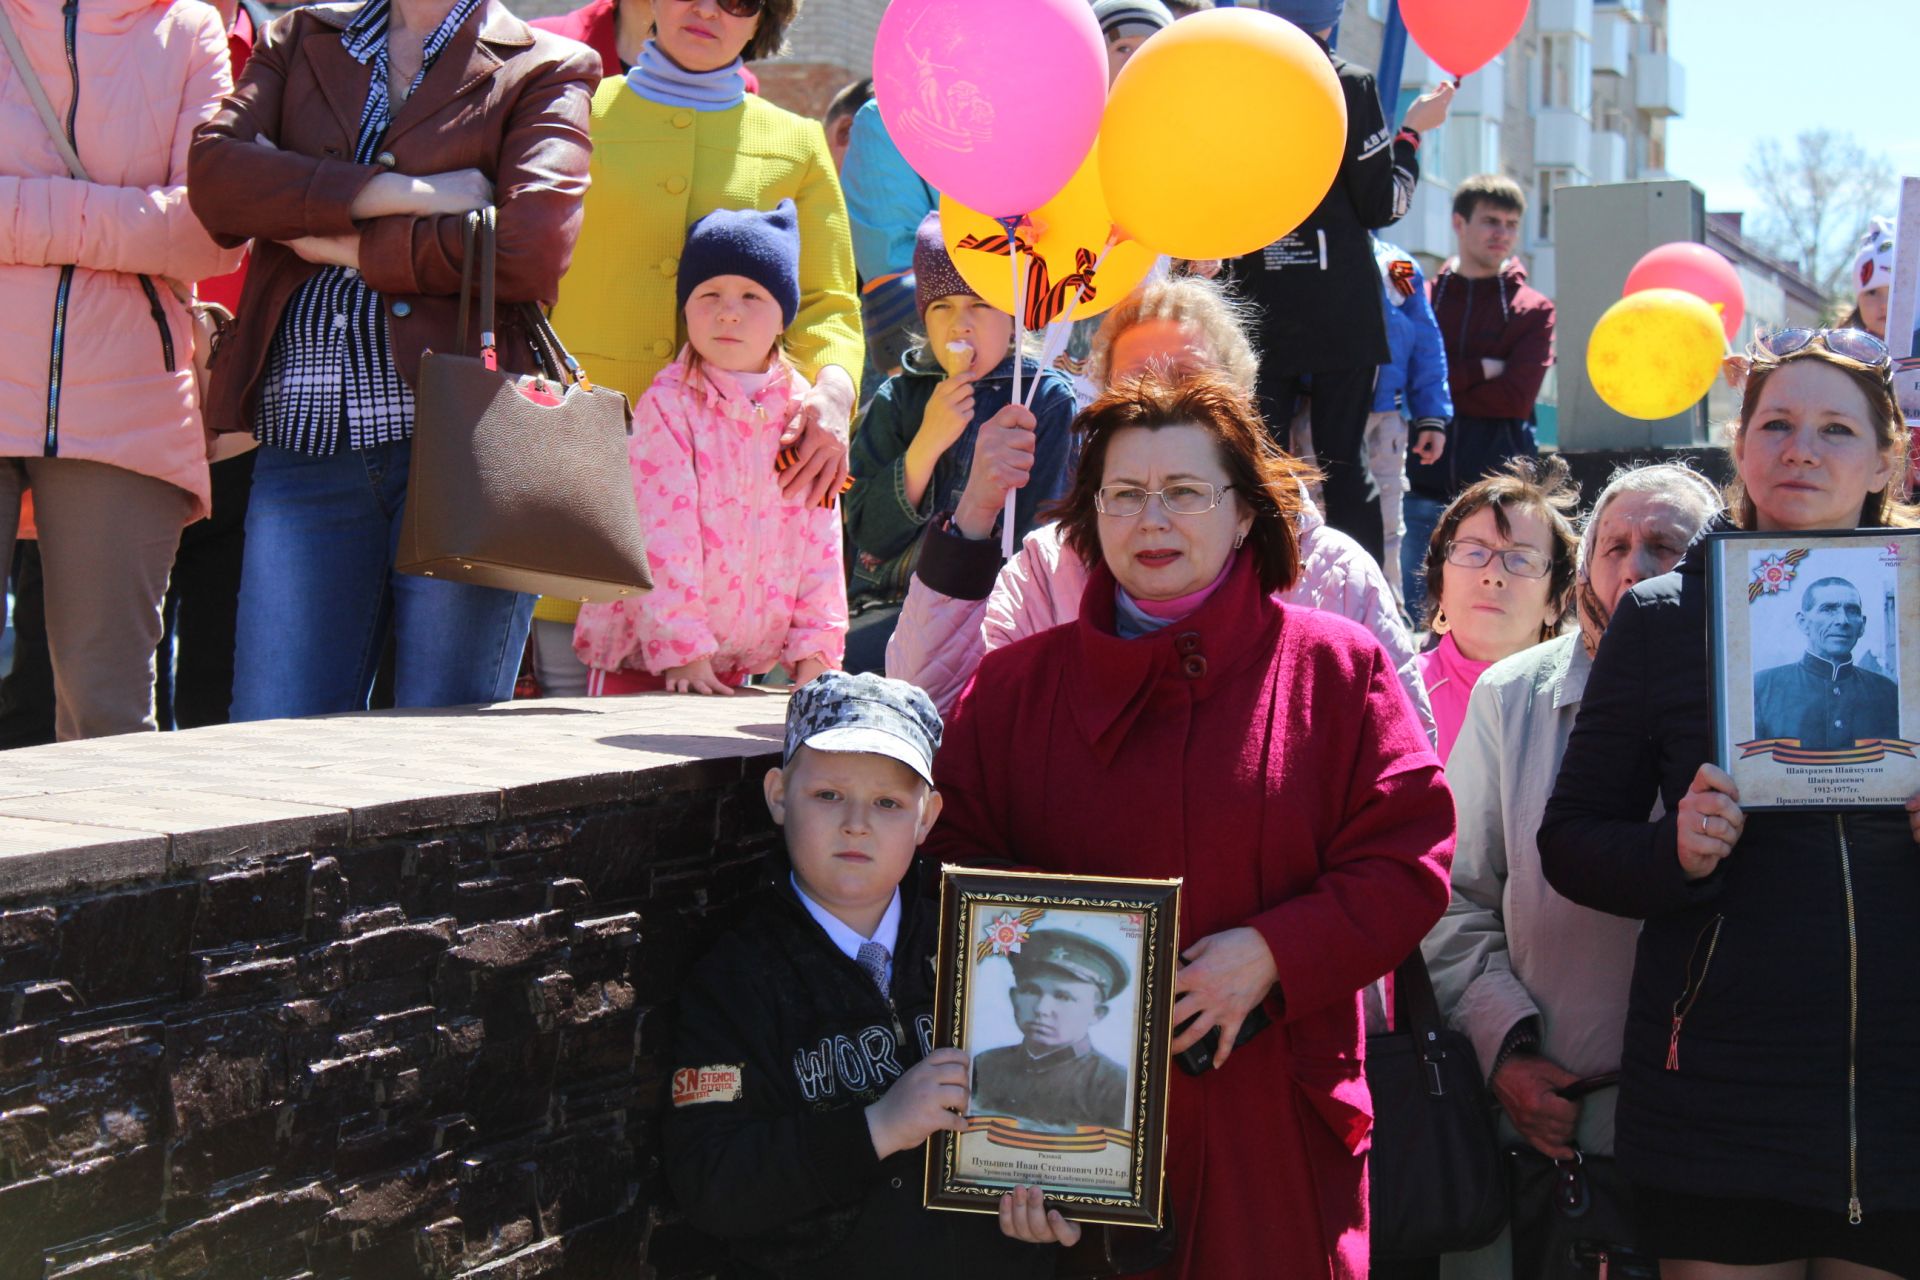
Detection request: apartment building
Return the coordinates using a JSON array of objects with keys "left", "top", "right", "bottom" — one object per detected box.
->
[{"left": 1335, "top": 0, "right": 1683, "bottom": 296}]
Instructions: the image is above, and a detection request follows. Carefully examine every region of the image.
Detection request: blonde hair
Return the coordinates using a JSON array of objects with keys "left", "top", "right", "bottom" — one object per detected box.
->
[{"left": 1087, "top": 275, "right": 1259, "bottom": 393}]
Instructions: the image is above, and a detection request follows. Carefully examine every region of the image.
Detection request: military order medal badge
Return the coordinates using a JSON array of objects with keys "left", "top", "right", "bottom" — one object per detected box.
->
[
  {"left": 925, "top": 867, "right": 1180, "bottom": 1227},
  {"left": 1708, "top": 529, "right": 1920, "bottom": 808}
]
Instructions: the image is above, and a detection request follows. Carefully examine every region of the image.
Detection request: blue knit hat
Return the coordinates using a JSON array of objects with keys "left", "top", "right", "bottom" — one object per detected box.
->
[
  {"left": 1264, "top": 0, "right": 1342, "bottom": 32},
  {"left": 677, "top": 200, "right": 801, "bottom": 327},
  {"left": 913, "top": 210, "right": 974, "bottom": 318}
]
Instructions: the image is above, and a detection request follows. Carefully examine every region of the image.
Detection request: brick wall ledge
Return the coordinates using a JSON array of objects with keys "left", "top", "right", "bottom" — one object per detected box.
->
[
  {"left": 0, "top": 693, "right": 791, "bottom": 1278},
  {"left": 0, "top": 693, "right": 789, "bottom": 896}
]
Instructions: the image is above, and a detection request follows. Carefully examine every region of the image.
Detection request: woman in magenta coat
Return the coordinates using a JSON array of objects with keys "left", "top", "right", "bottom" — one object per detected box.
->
[{"left": 925, "top": 372, "right": 1455, "bottom": 1279}]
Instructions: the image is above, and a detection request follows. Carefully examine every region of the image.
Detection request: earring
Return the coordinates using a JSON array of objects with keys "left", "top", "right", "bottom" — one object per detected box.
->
[
  {"left": 1432, "top": 608, "right": 1450, "bottom": 635},
  {"left": 1233, "top": 530, "right": 1247, "bottom": 550}
]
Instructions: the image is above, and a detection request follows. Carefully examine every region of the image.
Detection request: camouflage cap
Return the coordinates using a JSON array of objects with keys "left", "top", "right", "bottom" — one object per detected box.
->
[
  {"left": 783, "top": 672, "right": 944, "bottom": 786},
  {"left": 1009, "top": 929, "right": 1130, "bottom": 1002}
]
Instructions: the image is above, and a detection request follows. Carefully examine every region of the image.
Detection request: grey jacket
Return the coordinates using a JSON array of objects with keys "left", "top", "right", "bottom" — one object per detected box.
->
[{"left": 1422, "top": 633, "right": 1641, "bottom": 1156}]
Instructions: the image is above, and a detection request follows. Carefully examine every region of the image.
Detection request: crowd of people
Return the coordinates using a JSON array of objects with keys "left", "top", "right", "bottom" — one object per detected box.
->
[{"left": 1, "top": 0, "right": 1916, "bottom": 1277}]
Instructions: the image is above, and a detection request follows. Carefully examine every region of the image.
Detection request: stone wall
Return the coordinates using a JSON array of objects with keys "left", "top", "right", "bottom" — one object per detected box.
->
[{"left": 0, "top": 696, "right": 790, "bottom": 1279}]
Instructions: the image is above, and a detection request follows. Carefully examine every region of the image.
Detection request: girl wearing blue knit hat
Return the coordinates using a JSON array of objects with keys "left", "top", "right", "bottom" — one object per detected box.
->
[{"left": 573, "top": 201, "right": 850, "bottom": 698}]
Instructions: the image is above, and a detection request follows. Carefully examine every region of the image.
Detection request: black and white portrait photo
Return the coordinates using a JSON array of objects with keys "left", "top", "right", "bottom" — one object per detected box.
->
[
  {"left": 1752, "top": 574, "right": 1901, "bottom": 750},
  {"left": 969, "top": 927, "right": 1132, "bottom": 1132}
]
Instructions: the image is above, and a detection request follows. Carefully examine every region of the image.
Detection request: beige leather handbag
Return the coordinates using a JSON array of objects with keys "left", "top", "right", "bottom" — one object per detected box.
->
[{"left": 396, "top": 208, "right": 653, "bottom": 603}]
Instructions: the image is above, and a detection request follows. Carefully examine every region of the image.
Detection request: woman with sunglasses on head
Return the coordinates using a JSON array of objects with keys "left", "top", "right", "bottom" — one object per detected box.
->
[
  {"left": 1539, "top": 329, "right": 1920, "bottom": 1280},
  {"left": 1413, "top": 457, "right": 1581, "bottom": 763},
  {"left": 534, "top": 0, "right": 861, "bottom": 695},
  {"left": 925, "top": 370, "right": 1454, "bottom": 1279}
]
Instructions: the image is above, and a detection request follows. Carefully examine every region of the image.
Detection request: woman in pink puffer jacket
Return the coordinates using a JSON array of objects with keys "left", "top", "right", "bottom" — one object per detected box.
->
[
  {"left": 885, "top": 276, "right": 1432, "bottom": 733},
  {"left": 0, "top": 0, "right": 239, "bottom": 738}
]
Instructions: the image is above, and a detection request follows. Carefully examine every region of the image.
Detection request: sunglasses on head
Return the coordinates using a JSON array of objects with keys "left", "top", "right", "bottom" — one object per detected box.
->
[{"left": 1751, "top": 328, "right": 1890, "bottom": 368}]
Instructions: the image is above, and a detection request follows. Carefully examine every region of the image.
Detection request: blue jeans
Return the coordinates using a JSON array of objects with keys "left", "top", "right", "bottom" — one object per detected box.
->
[
  {"left": 1401, "top": 490, "right": 1447, "bottom": 621},
  {"left": 231, "top": 441, "right": 534, "bottom": 720}
]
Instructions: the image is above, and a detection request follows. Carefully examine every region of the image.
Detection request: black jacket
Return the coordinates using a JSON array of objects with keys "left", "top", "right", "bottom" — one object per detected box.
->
[
  {"left": 1538, "top": 523, "right": 1920, "bottom": 1218},
  {"left": 660, "top": 874, "right": 1053, "bottom": 1279},
  {"left": 1231, "top": 42, "right": 1418, "bottom": 377}
]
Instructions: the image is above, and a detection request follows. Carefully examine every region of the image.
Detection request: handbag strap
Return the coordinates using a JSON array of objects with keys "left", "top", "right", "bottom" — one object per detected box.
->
[
  {"left": 1, "top": 5, "right": 194, "bottom": 317},
  {"left": 1389, "top": 947, "right": 1444, "bottom": 1040},
  {"left": 0, "top": 5, "right": 89, "bottom": 182},
  {"left": 455, "top": 208, "right": 499, "bottom": 368},
  {"left": 455, "top": 206, "right": 586, "bottom": 386}
]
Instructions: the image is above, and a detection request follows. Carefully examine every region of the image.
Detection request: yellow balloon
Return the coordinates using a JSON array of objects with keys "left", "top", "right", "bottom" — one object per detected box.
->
[
  {"left": 1587, "top": 289, "right": 1725, "bottom": 420},
  {"left": 1098, "top": 8, "right": 1346, "bottom": 260},
  {"left": 941, "top": 147, "right": 1158, "bottom": 328}
]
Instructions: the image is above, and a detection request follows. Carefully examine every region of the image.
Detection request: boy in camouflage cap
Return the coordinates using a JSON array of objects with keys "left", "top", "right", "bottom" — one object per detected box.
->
[{"left": 662, "top": 673, "right": 1079, "bottom": 1273}]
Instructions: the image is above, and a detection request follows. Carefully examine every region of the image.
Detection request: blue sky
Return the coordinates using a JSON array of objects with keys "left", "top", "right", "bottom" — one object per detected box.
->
[{"left": 1666, "top": 0, "right": 1917, "bottom": 216}]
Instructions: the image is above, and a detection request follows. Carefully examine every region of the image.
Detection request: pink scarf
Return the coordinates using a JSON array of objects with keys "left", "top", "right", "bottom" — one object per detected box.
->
[{"left": 1415, "top": 633, "right": 1497, "bottom": 765}]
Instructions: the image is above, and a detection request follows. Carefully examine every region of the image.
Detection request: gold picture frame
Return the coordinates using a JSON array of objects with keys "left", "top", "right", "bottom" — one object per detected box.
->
[{"left": 924, "top": 866, "right": 1181, "bottom": 1227}]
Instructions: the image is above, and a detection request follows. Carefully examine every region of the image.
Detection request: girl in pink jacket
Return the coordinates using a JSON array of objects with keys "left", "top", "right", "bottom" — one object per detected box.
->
[
  {"left": 574, "top": 202, "right": 846, "bottom": 695},
  {"left": 0, "top": 0, "right": 240, "bottom": 738}
]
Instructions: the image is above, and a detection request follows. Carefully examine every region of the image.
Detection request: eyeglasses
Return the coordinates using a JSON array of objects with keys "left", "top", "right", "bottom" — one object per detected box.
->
[
  {"left": 1752, "top": 328, "right": 1890, "bottom": 368},
  {"left": 676, "top": 0, "right": 765, "bottom": 17},
  {"left": 1444, "top": 540, "right": 1552, "bottom": 579},
  {"left": 1094, "top": 482, "right": 1235, "bottom": 517}
]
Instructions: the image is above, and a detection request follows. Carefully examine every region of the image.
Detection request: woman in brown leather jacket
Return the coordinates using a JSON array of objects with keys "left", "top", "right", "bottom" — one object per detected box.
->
[{"left": 187, "top": 0, "right": 596, "bottom": 720}]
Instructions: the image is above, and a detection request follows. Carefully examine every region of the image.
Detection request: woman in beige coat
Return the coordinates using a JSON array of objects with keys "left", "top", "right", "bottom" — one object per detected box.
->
[{"left": 1422, "top": 462, "right": 1720, "bottom": 1278}]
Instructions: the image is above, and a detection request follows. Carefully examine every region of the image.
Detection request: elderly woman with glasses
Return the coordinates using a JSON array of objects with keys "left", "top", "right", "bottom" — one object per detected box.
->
[
  {"left": 1539, "top": 328, "right": 1920, "bottom": 1278},
  {"left": 1414, "top": 457, "right": 1581, "bottom": 763},
  {"left": 926, "top": 371, "right": 1454, "bottom": 1279}
]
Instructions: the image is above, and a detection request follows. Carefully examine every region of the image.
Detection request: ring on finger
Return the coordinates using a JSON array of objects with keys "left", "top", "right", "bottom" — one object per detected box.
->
[{"left": 1701, "top": 814, "right": 1710, "bottom": 835}]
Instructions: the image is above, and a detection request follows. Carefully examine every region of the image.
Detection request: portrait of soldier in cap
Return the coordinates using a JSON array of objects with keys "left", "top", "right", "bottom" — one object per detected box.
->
[{"left": 970, "top": 928, "right": 1132, "bottom": 1132}]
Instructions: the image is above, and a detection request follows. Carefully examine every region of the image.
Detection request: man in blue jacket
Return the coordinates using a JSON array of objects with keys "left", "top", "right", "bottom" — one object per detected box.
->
[{"left": 1370, "top": 238, "right": 1452, "bottom": 612}]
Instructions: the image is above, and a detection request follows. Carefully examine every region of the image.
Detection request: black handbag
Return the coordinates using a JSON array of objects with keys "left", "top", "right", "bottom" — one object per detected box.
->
[
  {"left": 1364, "top": 952, "right": 1508, "bottom": 1259},
  {"left": 1509, "top": 1076, "right": 1658, "bottom": 1279}
]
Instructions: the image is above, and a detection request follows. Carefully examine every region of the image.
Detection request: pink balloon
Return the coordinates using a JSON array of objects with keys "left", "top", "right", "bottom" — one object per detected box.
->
[
  {"left": 872, "top": 0, "right": 1107, "bottom": 218},
  {"left": 1624, "top": 243, "right": 1746, "bottom": 342}
]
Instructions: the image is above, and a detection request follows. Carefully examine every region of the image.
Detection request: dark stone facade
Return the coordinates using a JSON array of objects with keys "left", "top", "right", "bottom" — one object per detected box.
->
[{"left": 0, "top": 700, "right": 787, "bottom": 1279}]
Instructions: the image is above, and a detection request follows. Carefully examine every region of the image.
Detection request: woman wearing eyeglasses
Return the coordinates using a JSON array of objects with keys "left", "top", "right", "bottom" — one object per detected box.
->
[
  {"left": 536, "top": 0, "right": 862, "bottom": 696},
  {"left": 885, "top": 275, "right": 1421, "bottom": 725},
  {"left": 1540, "top": 329, "right": 1920, "bottom": 1278},
  {"left": 1413, "top": 457, "right": 1581, "bottom": 763},
  {"left": 926, "top": 371, "right": 1454, "bottom": 1279}
]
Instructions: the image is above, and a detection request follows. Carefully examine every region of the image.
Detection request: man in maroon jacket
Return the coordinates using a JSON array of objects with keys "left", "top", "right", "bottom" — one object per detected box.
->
[{"left": 1404, "top": 174, "right": 1554, "bottom": 606}]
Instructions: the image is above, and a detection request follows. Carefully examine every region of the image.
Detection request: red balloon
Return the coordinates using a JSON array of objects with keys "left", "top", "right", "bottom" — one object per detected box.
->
[
  {"left": 1401, "top": 0, "right": 1529, "bottom": 77},
  {"left": 1624, "top": 243, "right": 1745, "bottom": 343}
]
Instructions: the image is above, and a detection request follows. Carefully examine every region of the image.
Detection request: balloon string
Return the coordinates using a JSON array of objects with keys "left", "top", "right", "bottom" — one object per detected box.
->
[
  {"left": 1003, "top": 215, "right": 1024, "bottom": 559},
  {"left": 1024, "top": 233, "right": 1120, "bottom": 411}
]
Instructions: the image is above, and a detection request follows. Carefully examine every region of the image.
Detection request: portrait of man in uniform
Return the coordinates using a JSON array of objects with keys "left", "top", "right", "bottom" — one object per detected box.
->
[
  {"left": 1753, "top": 575, "right": 1901, "bottom": 749},
  {"left": 969, "top": 929, "right": 1131, "bottom": 1132}
]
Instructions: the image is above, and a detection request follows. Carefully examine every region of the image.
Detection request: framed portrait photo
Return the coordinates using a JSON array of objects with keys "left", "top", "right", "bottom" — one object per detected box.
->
[
  {"left": 1708, "top": 528, "right": 1920, "bottom": 809},
  {"left": 924, "top": 867, "right": 1181, "bottom": 1227}
]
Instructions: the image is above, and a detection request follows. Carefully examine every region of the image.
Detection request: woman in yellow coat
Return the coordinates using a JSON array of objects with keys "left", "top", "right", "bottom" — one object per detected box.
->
[{"left": 539, "top": 0, "right": 864, "bottom": 692}]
